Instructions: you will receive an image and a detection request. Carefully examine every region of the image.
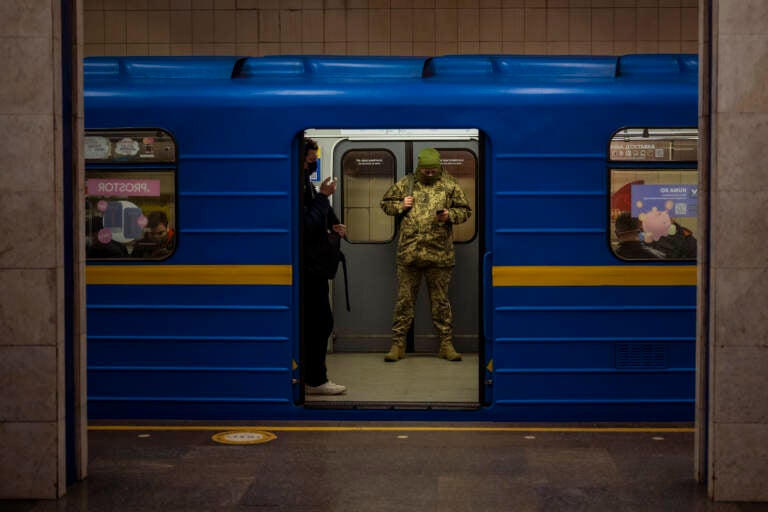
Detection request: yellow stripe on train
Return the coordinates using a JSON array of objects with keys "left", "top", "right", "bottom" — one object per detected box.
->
[
  {"left": 493, "top": 266, "right": 697, "bottom": 286},
  {"left": 86, "top": 265, "right": 292, "bottom": 285},
  {"left": 86, "top": 264, "right": 696, "bottom": 287}
]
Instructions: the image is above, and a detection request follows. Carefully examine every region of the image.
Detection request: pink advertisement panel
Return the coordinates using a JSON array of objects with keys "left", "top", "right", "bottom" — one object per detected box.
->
[{"left": 87, "top": 179, "right": 161, "bottom": 197}]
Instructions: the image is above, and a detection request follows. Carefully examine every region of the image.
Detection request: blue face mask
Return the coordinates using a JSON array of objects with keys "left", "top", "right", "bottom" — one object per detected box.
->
[{"left": 305, "top": 161, "right": 317, "bottom": 178}]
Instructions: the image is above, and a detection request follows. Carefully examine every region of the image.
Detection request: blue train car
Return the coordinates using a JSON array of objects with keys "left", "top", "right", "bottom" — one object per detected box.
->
[{"left": 84, "top": 54, "right": 698, "bottom": 421}]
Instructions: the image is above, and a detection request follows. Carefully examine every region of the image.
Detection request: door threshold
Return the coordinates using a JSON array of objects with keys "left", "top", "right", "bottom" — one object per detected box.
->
[{"left": 304, "top": 401, "right": 481, "bottom": 411}]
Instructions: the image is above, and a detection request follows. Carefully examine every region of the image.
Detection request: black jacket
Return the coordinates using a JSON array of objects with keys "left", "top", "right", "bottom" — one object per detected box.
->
[{"left": 303, "top": 178, "right": 341, "bottom": 278}]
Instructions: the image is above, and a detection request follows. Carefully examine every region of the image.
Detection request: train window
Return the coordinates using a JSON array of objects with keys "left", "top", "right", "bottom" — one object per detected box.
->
[
  {"left": 438, "top": 149, "right": 477, "bottom": 243},
  {"left": 341, "top": 150, "right": 396, "bottom": 243},
  {"left": 85, "top": 130, "right": 177, "bottom": 260},
  {"left": 609, "top": 128, "right": 698, "bottom": 260},
  {"left": 85, "top": 170, "right": 177, "bottom": 260}
]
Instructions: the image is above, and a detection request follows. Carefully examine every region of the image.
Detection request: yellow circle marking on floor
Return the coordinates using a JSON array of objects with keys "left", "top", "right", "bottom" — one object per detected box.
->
[{"left": 211, "top": 430, "right": 276, "bottom": 445}]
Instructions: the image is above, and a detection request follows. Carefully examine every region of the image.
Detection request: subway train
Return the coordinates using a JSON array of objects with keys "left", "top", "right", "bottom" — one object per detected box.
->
[{"left": 83, "top": 54, "right": 699, "bottom": 421}]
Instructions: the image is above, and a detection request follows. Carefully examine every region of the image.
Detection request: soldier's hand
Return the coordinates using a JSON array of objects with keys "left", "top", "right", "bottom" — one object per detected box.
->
[
  {"left": 403, "top": 196, "right": 414, "bottom": 210},
  {"left": 436, "top": 209, "right": 449, "bottom": 222}
]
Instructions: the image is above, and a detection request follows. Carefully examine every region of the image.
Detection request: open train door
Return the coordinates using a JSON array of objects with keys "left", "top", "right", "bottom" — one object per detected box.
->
[{"left": 305, "top": 129, "right": 481, "bottom": 405}]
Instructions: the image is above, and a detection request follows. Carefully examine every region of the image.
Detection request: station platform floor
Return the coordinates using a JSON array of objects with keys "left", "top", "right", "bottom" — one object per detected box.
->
[{"left": 6, "top": 422, "right": 768, "bottom": 511}]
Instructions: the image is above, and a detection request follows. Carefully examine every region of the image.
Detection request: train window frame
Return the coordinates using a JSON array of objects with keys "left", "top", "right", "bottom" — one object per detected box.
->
[
  {"left": 85, "top": 129, "right": 178, "bottom": 262},
  {"left": 608, "top": 127, "right": 699, "bottom": 262}
]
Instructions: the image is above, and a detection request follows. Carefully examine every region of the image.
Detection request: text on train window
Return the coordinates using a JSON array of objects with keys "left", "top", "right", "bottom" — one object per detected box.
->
[{"left": 609, "top": 128, "right": 698, "bottom": 261}]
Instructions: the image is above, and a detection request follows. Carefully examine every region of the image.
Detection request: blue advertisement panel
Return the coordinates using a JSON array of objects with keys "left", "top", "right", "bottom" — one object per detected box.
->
[{"left": 631, "top": 184, "right": 698, "bottom": 218}]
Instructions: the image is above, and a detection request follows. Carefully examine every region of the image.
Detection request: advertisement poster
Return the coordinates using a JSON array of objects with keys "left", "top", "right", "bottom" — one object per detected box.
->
[{"left": 631, "top": 184, "right": 698, "bottom": 218}]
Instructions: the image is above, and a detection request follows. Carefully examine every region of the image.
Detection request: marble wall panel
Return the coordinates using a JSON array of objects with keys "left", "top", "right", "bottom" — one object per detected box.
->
[
  {"left": 713, "top": 345, "right": 768, "bottom": 423},
  {"left": 0, "top": 421, "right": 59, "bottom": 499},
  {"left": 715, "top": 113, "right": 768, "bottom": 192},
  {"left": 0, "top": 37, "right": 54, "bottom": 115},
  {"left": 712, "top": 266, "right": 768, "bottom": 348},
  {"left": 718, "top": 0, "right": 768, "bottom": 36},
  {"left": 0, "top": 346, "right": 57, "bottom": 421},
  {"left": 717, "top": 34, "right": 768, "bottom": 114},
  {"left": 712, "top": 423, "right": 768, "bottom": 501},
  {"left": 0, "top": 269, "right": 58, "bottom": 346},
  {"left": 0, "top": 0, "right": 53, "bottom": 38},
  {"left": 712, "top": 189, "right": 768, "bottom": 268},
  {"left": 0, "top": 115, "right": 55, "bottom": 193},
  {"left": 0, "top": 190, "right": 58, "bottom": 268}
]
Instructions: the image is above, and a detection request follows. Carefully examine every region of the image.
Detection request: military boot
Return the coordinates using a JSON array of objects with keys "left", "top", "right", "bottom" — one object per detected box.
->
[
  {"left": 384, "top": 342, "right": 405, "bottom": 362},
  {"left": 438, "top": 341, "right": 462, "bottom": 361}
]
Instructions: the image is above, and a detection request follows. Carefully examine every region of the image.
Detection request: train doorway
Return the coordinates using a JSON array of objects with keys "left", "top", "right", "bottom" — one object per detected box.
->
[{"left": 302, "top": 129, "right": 482, "bottom": 407}]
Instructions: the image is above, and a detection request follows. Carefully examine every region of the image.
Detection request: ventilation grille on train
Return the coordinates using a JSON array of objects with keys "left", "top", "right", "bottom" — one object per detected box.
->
[{"left": 615, "top": 342, "right": 667, "bottom": 369}]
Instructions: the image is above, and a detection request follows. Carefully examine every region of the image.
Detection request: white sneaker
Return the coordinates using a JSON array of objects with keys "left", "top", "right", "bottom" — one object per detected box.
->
[{"left": 306, "top": 381, "right": 347, "bottom": 395}]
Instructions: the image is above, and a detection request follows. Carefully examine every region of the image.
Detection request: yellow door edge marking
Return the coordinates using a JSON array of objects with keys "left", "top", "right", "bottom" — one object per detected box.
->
[
  {"left": 86, "top": 264, "right": 292, "bottom": 285},
  {"left": 90, "top": 425, "right": 695, "bottom": 433},
  {"left": 492, "top": 266, "right": 697, "bottom": 286}
]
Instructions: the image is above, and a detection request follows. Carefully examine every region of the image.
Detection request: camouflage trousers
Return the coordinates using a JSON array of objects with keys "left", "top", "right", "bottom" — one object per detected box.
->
[{"left": 391, "top": 264, "right": 454, "bottom": 346}]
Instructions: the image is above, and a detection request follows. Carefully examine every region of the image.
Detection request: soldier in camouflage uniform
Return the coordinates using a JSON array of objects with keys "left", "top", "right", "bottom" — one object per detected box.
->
[{"left": 380, "top": 148, "right": 472, "bottom": 362}]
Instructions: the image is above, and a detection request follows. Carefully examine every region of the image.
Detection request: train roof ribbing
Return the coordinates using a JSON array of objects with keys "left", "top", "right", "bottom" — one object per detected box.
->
[{"left": 84, "top": 54, "right": 698, "bottom": 82}]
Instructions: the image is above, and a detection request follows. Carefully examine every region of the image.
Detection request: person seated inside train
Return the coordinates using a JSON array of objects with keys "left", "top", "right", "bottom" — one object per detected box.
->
[
  {"left": 614, "top": 212, "right": 664, "bottom": 260},
  {"left": 87, "top": 216, "right": 128, "bottom": 259},
  {"left": 132, "top": 210, "right": 175, "bottom": 258},
  {"left": 650, "top": 220, "right": 697, "bottom": 259}
]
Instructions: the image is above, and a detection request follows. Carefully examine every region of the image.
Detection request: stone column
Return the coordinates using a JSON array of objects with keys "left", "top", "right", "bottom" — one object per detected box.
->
[
  {"left": 0, "top": 0, "right": 85, "bottom": 499},
  {"left": 701, "top": 0, "right": 768, "bottom": 502}
]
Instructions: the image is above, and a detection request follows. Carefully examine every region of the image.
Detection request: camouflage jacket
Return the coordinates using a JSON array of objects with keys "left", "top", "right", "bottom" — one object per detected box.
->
[{"left": 380, "top": 171, "right": 471, "bottom": 267}]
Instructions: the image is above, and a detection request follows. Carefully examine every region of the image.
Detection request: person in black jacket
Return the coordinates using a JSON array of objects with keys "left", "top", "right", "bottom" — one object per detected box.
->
[
  {"left": 87, "top": 216, "right": 128, "bottom": 258},
  {"left": 302, "top": 138, "right": 347, "bottom": 395},
  {"left": 650, "top": 221, "right": 698, "bottom": 259},
  {"left": 614, "top": 212, "right": 664, "bottom": 260}
]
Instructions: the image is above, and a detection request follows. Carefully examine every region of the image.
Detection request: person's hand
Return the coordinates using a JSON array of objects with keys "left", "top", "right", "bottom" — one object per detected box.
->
[
  {"left": 402, "top": 196, "right": 414, "bottom": 210},
  {"left": 436, "top": 209, "right": 449, "bottom": 222},
  {"left": 319, "top": 177, "right": 337, "bottom": 196},
  {"left": 332, "top": 224, "right": 346, "bottom": 237}
]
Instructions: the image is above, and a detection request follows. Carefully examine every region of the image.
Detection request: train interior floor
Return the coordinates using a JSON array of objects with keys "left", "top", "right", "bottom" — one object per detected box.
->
[
  {"left": 7, "top": 423, "right": 768, "bottom": 511},
  {"left": 310, "top": 352, "right": 480, "bottom": 403}
]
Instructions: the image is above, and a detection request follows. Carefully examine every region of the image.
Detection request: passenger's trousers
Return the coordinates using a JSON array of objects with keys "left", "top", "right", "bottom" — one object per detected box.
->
[
  {"left": 391, "top": 264, "right": 453, "bottom": 346},
  {"left": 303, "top": 274, "right": 333, "bottom": 386}
]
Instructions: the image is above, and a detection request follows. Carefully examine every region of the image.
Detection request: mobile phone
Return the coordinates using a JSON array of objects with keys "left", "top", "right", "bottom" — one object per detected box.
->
[{"left": 436, "top": 209, "right": 444, "bottom": 214}]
